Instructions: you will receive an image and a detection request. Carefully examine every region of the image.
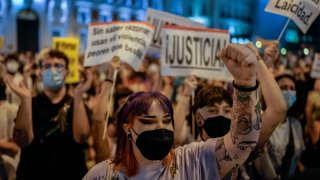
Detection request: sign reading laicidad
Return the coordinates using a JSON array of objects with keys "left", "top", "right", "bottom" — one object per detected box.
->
[
  {"left": 160, "top": 26, "right": 232, "bottom": 81},
  {"left": 265, "top": 0, "right": 320, "bottom": 33},
  {"left": 84, "top": 21, "right": 154, "bottom": 70},
  {"left": 146, "top": 8, "right": 205, "bottom": 54},
  {"left": 53, "top": 37, "right": 80, "bottom": 84}
]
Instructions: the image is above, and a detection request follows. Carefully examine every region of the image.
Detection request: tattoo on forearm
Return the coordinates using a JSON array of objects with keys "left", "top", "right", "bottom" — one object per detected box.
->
[
  {"left": 235, "top": 112, "right": 252, "bottom": 135},
  {"left": 237, "top": 141, "right": 257, "bottom": 151},
  {"left": 236, "top": 91, "right": 253, "bottom": 108},
  {"left": 216, "top": 137, "right": 232, "bottom": 170}
]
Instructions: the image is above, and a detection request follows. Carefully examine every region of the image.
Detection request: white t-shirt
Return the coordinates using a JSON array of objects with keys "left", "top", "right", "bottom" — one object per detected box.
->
[
  {"left": 83, "top": 139, "right": 219, "bottom": 180},
  {"left": 254, "top": 117, "right": 305, "bottom": 179}
]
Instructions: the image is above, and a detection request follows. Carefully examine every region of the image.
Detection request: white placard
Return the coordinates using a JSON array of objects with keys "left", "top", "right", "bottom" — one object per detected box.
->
[
  {"left": 265, "top": 0, "right": 320, "bottom": 33},
  {"left": 160, "top": 25, "right": 232, "bottom": 81},
  {"left": 84, "top": 22, "right": 154, "bottom": 70},
  {"left": 146, "top": 8, "right": 205, "bottom": 54},
  {"left": 311, "top": 53, "right": 320, "bottom": 79}
]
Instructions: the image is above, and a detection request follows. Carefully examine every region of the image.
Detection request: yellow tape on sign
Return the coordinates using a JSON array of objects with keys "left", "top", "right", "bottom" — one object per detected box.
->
[
  {"left": 53, "top": 37, "right": 80, "bottom": 84},
  {"left": 0, "top": 36, "right": 4, "bottom": 49}
]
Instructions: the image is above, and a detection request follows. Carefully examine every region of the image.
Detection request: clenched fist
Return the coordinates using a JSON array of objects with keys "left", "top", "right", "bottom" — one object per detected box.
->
[{"left": 219, "top": 43, "right": 258, "bottom": 87}]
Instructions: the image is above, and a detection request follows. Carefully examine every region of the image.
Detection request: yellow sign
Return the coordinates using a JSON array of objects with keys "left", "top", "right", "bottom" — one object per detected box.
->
[
  {"left": 0, "top": 36, "right": 4, "bottom": 49},
  {"left": 53, "top": 37, "right": 80, "bottom": 84}
]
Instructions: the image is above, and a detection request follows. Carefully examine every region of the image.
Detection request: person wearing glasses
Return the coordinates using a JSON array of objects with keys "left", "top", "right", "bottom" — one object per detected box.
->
[
  {"left": 83, "top": 43, "right": 264, "bottom": 180},
  {"left": 4, "top": 49, "right": 93, "bottom": 180}
]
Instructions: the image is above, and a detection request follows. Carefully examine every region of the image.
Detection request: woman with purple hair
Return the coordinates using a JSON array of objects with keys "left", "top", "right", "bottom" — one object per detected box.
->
[{"left": 83, "top": 43, "right": 263, "bottom": 180}]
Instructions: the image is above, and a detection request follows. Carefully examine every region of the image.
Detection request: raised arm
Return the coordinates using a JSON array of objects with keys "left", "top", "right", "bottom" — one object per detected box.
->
[
  {"left": 173, "top": 75, "right": 197, "bottom": 145},
  {"left": 217, "top": 43, "right": 261, "bottom": 177},
  {"left": 5, "top": 75, "right": 33, "bottom": 148},
  {"left": 91, "top": 57, "right": 120, "bottom": 162},
  {"left": 73, "top": 69, "right": 93, "bottom": 144},
  {"left": 249, "top": 42, "right": 287, "bottom": 148},
  {"left": 305, "top": 91, "right": 315, "bottom": 142}
]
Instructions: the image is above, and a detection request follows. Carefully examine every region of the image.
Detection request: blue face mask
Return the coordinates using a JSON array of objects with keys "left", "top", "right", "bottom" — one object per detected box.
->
[
  {"left": 282, "top": 90, "right": 297, "bottom": 109},
  {"left": 42, "top": 69, "right": 65, "bottom": 90}
]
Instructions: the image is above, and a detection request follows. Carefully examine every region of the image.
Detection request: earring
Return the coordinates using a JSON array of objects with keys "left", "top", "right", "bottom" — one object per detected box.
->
[{"left": 127, "top": 133, "right": 132, "bottom": 140}]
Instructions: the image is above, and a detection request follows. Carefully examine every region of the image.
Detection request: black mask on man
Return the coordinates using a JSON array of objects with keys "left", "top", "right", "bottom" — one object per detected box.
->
[
  {"left": 202, "top": 116, "right": 231, "bottom": 138},
  {"left": 132, "top": 128, "right": 174, "bottom": 160}
]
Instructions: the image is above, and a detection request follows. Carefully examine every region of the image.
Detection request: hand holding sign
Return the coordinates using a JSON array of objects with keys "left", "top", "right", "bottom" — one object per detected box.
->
[
  {"left": 105, "top": 56, "right": 121, "bottom": 80},
  {"left": 219, "top": 43, "right": 257, "bottom": 86}
]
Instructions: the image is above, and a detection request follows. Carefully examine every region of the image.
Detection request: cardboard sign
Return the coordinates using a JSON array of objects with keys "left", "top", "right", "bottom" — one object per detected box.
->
[
  {"left": 311, "top": 53, "right": 320, "bottom": 79},
  {"left": 0, "top": 36, "right": 4, "bottom": 49},
  {"left": 84, "top": 21, "right": 154, "bottom": 71},
  {"left": 146, "top": 8, "right": 205, "bottom": 54},
  {"left": 53, "top": 37, "right": 80, "bottom": 83},
  {"left": 160, "top": 25, "right": 232, "bottom": 81},
  {"left": 265, "top": 0, "right": 320, "bottom": 33}
]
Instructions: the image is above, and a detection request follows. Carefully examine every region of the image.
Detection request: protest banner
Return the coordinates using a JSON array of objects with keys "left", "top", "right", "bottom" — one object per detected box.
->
[
  {"left": 53, "top": 37, "right": 80, "bottom": 83},
  {"left": 160, "top": 25, "right": 232, "bottom": 81},
  {"left": 84, "top": 21, "right": 154, "bottom": 71},
  {"left": 311, "top": 53, "right": 320, "bottom": 79},
  {"left": 265, "top": 0, "right": 320, "bottom": 33},
  {"left": 146, "top": 8, "right": 205, "bottom": 54},
  {"left": 0, "top": 36, "right": 4, "bottom": 49}
]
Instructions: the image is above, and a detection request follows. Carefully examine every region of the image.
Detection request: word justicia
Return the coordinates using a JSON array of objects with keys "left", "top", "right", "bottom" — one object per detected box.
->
[
  {"left": 275, "top": 0, "right": 314, "bottom": 26},
  {"left": 164, "top": 34, "right": 227, "bottom": 70}
]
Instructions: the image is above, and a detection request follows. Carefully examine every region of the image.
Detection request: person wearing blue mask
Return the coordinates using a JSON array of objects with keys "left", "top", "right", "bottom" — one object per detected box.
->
[
  {"left": 4, "top": 49, "right": 93, "bottom": 180},
  {"left": 254, "top": 74, "right": 305, "bottom": 180}
]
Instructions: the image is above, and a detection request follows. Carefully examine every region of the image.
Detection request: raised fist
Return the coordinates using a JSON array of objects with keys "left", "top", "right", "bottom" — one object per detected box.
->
[{"left": 219, "top": 43, "right": 257, "bottom": 86}]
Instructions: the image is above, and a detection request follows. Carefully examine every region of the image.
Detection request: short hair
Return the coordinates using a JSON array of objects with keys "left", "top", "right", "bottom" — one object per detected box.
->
[
  {"left": 38, "top": 49, "right": 69, "bottom": 69},
  {"left": 275, "top": 74, "right": 296, "bottom": 85},
  {"left": 4, "top": 53, "right": 19, "bottom": 63},
  {"left": 193, "top": 85, "right": 232, "bottom": 113},
  {"left": 113, "top": 91, "right": 174, "bottom": 177}
]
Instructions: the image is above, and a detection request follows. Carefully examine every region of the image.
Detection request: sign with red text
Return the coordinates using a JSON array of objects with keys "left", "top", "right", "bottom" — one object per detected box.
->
[
  {"left": 84, "top": 22, "right": 154, "bottom": 71},
  {"left": 146, "top": 8, "right": 205, "bottom": 54},
  {"left": 265, "top": 0, "right": 320, "bottom": 33},
  {"left": 160, "top": 26, "right": 232, "bottom": 81}
]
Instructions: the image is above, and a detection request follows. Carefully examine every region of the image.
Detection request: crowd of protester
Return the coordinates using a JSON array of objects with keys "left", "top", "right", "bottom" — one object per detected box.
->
[{"left": 0, "top": 41, "right": 320, "bottom": 180}]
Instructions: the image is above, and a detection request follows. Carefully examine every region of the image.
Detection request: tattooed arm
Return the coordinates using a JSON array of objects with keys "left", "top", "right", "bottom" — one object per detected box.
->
[
  {"left": 217, "top": 43, "right": 261, "bottom": 177},
  {"left": 253, "top": 42, "right": 287, "bottom": 148}
]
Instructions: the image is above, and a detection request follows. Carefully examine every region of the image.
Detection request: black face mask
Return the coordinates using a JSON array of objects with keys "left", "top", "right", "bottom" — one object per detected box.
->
[
  {"left": 202, "top": 116, "right": 231, "bottom": 138},
  {"left": 132, "top": 128, "right": 174, "bottom": 161}
]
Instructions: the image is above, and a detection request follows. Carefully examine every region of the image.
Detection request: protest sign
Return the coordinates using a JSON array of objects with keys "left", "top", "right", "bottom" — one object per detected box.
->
[
  {"left": 146, "top": 8, "right": 205, "bottom": 54},
  {"left": 0, "top": 36, "right": 4, "bottom": 49},
  {"left": 53, "top": 37, "right": 80, "bottom": 83},
  {"left": 311, "top": 53, "right": 320, "bottom": 79},
  {"left": 265, "top": 0, "right": 320, "bottom": 33},
  {"left": 160, "top": 25, "right": 232, "bottom": 81},
  {"left": 84, "top": 21, "right": 154, "bottom": 71}
]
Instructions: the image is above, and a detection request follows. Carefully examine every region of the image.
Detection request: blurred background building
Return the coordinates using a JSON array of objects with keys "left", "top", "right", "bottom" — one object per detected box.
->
[{"left": 0, "top": 0, "right": 319, "bottom": 56}]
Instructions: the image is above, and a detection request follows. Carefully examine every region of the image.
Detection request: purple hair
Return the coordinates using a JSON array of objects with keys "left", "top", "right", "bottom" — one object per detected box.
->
[
  {"left": 116, "top": 91, "right": 174, "bottom": 128},
  {"left": 113, "top": 91, "right": 175, "bottom": 176}
]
